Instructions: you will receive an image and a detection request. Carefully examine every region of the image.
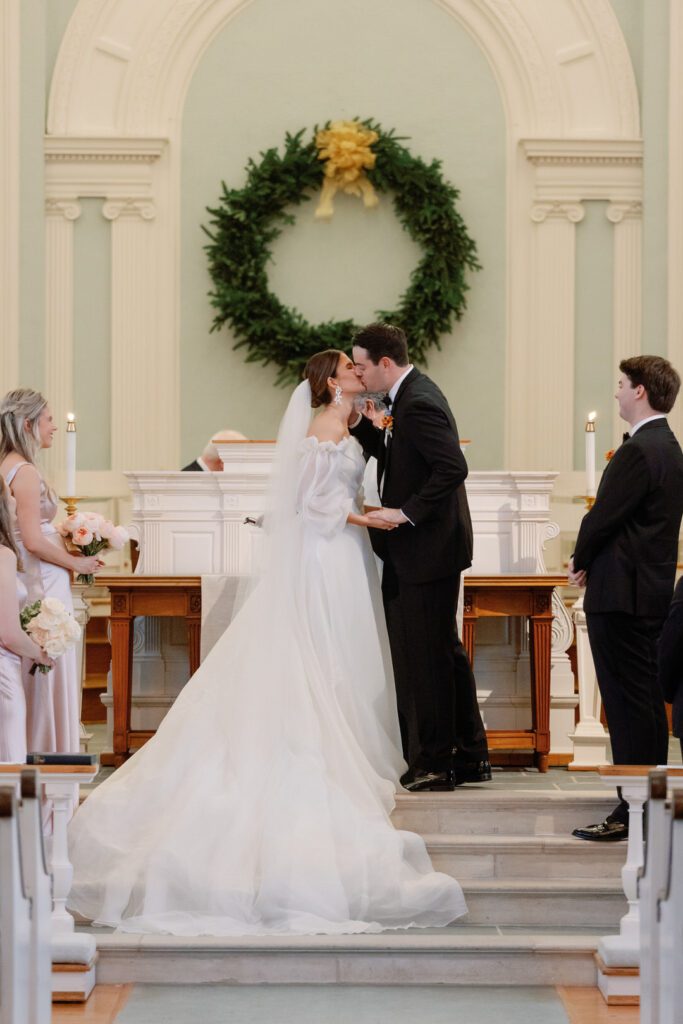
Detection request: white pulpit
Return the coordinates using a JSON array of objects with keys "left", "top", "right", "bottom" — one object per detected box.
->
[{"left": 110, "top": 444, "right": 575, "bottom": 757}]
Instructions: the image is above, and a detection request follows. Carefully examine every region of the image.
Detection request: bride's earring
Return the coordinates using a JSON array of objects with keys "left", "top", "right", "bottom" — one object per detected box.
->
[{"left": 333, "top": 385, "right": 343, "bottom": 406}]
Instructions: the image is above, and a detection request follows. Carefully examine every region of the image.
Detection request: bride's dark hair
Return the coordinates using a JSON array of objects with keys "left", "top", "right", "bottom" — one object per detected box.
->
[{"left": 303, "top": 350, "right": 345, "bottom": 409}]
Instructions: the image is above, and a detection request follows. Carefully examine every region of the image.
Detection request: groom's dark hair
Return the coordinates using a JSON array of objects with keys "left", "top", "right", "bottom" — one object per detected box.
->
[{"left": 352, "top": 322, "right": 409, "bottom": 366}]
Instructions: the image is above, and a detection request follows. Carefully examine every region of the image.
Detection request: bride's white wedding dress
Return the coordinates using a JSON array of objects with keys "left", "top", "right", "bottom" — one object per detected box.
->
[{"left": 67, "top": 384, "right": 466, "bottom": 936}]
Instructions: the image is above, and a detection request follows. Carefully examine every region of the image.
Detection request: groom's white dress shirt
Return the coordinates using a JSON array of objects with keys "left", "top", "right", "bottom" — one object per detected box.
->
[{"left": 387, "top": 364, "right": 414, "bottom": 406}]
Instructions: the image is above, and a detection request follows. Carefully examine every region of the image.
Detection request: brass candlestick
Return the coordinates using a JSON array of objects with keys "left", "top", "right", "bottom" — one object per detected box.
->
[{"left": 60, "top": 496, "right": 84, "bottom": 517}]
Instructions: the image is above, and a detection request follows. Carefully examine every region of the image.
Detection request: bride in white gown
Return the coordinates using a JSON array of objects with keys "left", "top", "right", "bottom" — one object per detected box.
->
[{"left": 67, "top": 350, "right": 467, "bottom": 936}]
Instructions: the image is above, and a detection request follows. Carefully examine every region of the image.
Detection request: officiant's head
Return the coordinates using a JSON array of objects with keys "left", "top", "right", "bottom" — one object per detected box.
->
[
  {"left": 351, "top": 322, "right": 409, "bottom": 393},
  {"left": 304, "top": 350, "right": 364, "bottom": 408}
]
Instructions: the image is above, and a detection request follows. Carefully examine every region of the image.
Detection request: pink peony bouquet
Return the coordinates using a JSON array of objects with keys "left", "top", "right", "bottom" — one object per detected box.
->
[
  {"left": 20, "top": 598, "right": 81, "bottom": 675},
  {"left": 57, "top": 511, "right": 129, "bottom": 584}
]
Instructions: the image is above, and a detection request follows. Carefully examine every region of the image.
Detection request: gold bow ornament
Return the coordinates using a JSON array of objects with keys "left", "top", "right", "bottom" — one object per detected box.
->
[{"left": 314, "top": 120, "right": 379, "bottom": 220}]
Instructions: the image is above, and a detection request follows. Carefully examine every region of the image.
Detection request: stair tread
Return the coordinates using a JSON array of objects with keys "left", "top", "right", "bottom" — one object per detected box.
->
[
  {"left": 422, "top": 833, "right": 626, "bottom": 853},
  {"left": 83, "top": 926, "right": 617, "bottom": 954},
  {"left": 393, "top": 790, "right": 615, "bottom": 807},
  {"left": 461, "top": 877, "right": 623, "bottom": 893}
]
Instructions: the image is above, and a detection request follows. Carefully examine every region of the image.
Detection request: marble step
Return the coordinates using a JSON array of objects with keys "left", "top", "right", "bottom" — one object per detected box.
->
[
  {"left": 87, "top": 926, "right": 613, "bottom": 987},
  {"left": 425, "top": 832, "right": 626, "bottom": 881},
  {"left": 459, "top": 878, "right": 625, "bottom": 928},
  {"left": 392, "top": 789, "right": 617, "bottom": 837}
]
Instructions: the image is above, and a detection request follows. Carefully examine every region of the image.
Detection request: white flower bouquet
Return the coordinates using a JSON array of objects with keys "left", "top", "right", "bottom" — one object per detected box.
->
[
  {"left": 57, "top": 511, "right": 129, "bottom": 584},
  {"left": 20, "top": 598, "right": 81, "bottom": 675}
]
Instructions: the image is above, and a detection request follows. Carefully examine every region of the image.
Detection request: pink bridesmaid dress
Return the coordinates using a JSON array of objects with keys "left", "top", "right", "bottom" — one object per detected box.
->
[
  {"left": 0, "top": 576, "right": 29, "bottom": 763},
  {"left": 5, "top": 462, "right": 80, "bottom": 756}
]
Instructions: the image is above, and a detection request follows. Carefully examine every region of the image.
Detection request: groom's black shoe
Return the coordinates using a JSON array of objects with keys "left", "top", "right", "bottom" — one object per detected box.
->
[
  {"left": 572, "top": 818, "right": 629, "bottom": 842},
  {"left": 401, "top": 767, "right": 456, "bottom": 792},
  {"left": 452, "top": 760, "right": 493, "bottom": 787}
]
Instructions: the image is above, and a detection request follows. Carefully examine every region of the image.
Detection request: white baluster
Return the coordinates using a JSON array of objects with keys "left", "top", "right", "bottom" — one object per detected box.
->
[
  {"left": 17, "top": 770, "right": 52, "bottom": 1024},
  {"left": 569, "top": 594, "right": 609, "bottom": 769},
  {"left": 658, "top": 789, "right": 683, "bottom": 1024},
  {"left": 638, "top": 770, "right": 670, "bottom": 1024},
  {"left": 0, "top": 787, "right": 31, "bottom": 1024}
]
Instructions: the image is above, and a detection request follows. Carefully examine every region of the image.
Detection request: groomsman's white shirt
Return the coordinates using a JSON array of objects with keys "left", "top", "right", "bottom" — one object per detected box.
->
[{"left": 629, "top": 413, "right": 667, "bottom": 436}]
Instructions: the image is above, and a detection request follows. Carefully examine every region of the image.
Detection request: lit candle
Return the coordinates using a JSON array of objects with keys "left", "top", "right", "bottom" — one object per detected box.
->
[
  {"left": 65, "top": 413, "right": 77, "bottom": 496},
  {"left": 585, "top": 411, "right": 596, "bottom": 498}
]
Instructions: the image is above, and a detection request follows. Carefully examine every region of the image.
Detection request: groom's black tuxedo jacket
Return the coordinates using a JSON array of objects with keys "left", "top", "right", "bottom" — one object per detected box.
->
[
  {"left": 351, "top": 368, "right": 473, "bottom": 584},
  {"left": 573, "top": 419, "right": 683, "bottom": 617}
]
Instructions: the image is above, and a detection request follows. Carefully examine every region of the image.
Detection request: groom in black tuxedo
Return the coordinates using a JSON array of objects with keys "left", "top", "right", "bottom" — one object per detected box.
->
[
  {"left": 569, "top": 355, "right": 683, "bottom": 841},
  {"left": 350, "top": 322, "right": 490, "bottom": 791}
]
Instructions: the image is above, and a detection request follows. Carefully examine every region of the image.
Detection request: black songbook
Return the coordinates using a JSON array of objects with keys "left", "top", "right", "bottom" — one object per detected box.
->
[{"left": 27, "top": 753, "right": 98, "bottom": 766}]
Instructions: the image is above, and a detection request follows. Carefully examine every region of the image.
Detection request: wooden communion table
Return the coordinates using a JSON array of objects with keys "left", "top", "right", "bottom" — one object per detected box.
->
[
  {"left": 100, "top": 573, "right": 566, "bottom": 770},
  {"left": 98, "top": 576, "right": 201, "bottom": 767},
  {"left": 463, "top": 574, "right": 567, "bottom": 773}
]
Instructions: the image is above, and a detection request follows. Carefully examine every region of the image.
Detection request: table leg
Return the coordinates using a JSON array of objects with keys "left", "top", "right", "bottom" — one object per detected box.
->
[
  {"left": 530, "top": 603, "right": 552, "bottom": 773},
  {"left": 463, "top": 597, "right": 477, "bottom": 667},
  {"left": 110, "top": 602, "right": 134, "bottom": 767},
  {"left": 187, "top": 617, "right": 201, "bottom": 675}
]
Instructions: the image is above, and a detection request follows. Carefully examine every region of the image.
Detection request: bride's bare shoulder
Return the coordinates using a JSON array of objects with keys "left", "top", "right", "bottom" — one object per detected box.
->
[{"left": 307, "top": 415, "right": 346, "bottom": 444}]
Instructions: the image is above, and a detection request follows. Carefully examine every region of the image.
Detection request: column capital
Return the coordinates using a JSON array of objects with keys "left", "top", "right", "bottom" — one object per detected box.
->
[
  {"left": 606, "top": 200, "right": 642, "bottom": 224},
  {"left": 103, "top": 198, "right": 156, "bottom": 221},
  {"left": 45, "top": 198, "right": 81, "bottom": 221},
  {"left": 530, "top": 201, "right": 585, "bottom": 224}
]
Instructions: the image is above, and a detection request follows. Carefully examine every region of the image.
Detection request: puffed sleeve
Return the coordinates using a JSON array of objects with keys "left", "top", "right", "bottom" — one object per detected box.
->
[{"left": 296, "top": 438, "right": 354, "bottom": 537}]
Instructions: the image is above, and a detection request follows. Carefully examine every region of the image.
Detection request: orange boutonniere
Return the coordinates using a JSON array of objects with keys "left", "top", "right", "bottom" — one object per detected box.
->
[
  {"left": 381, "top": 414, "right": 394, "bottom": 436},
  {"left": 605, "top": 449, "right": 615, "bottom": 462}
]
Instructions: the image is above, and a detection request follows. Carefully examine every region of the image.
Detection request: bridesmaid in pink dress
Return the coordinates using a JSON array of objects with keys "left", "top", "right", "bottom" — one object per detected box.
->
[
  {"left": 0, "top": 477, "right": 54, "bottom": 762},
  {"left": 0, "top": 390, "right": 102, "bottom": 757}
]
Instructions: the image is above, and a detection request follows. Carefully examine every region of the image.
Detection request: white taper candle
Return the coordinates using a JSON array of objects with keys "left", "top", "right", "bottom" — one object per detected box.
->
[
  {"left": 65, "top": 413, "right": 77, "bottom": 496},
  {"left": 585, "top": 411, "right": 596, "bottom": 499}
]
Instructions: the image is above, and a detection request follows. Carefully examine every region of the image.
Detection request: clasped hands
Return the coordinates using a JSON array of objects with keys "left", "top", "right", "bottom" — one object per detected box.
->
[
  {"left": 360, "top": 507, "right": 409, "bottom": 532},
  {"left": 567, "top": 557, "right": 587, "bottom": 588}
]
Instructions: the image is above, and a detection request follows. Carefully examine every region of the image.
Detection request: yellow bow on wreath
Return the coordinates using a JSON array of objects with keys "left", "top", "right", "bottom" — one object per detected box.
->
[{"left": 314, "top": 120, "right": 379, "bottom": 220}]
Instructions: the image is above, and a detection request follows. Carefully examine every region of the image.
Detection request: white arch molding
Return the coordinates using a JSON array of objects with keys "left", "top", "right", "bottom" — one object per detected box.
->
[{"left": 44, "top": 0, "right": 642, "bottom": 486}]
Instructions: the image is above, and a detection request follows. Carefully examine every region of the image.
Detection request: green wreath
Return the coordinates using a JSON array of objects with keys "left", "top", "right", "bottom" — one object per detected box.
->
[{"left": 203, "top": 120, "right": 480, "bottom": 385}]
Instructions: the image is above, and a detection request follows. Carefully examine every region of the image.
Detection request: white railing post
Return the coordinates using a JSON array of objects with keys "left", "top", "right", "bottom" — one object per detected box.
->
[
  {"left": 568, "top": 595, "right": 609, "bottom": 769},
  {"left": 17, "top": 770, "right": 52, "bottom": 1024},
  {"left": 0, "top": 787, "right": 31, "bottom": 1024}
]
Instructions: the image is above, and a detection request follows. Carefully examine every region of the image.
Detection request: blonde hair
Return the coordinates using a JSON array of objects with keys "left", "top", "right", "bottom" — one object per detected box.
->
[
  {"left": 0, "top": 388, "right": 48, "bottom": 465},
  {"left": 0, "top": 475, "right": 21, "bottom": 568}
]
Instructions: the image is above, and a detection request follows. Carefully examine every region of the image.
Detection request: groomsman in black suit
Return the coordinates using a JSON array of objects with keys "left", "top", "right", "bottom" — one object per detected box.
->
[
  {"left": 569, "top": 356, "right": 683, "bottom": 841},
  {"left": 351, "top": 322, "right": 489, "bottom": 791}
]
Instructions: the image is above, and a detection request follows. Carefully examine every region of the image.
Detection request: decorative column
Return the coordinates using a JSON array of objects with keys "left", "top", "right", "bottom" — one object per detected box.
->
[
  {"left": 527, "top": 201, "right": 584, "bottom": 470},
  {"left": 607, "top": 201, "right": 642, "bottom": 443},
  {"left": 569, "top": 593, "right": 609, "bottom": 768},
  {"left": 103, "top": 197, "right": 158, "bottom": 474},
  {"left": 669, "top": 1, "right": 683, "bottom": 443},
  {"left": 0, "top": 0, "right": 20, "bottom": 390},
  {"left": 43, "top": 198, "right": 81, "bottom": 487}
]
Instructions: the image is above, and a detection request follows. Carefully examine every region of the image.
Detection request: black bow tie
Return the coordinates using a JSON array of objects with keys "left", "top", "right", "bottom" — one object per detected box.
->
[
  {"left": 622, "top": 431, "right": 631, "bottom": 443},
  {"left": 382, "top": 393, "right": 392, "bottom": 408}
]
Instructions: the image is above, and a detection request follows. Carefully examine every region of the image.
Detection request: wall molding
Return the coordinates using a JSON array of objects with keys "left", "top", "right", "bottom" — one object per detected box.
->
[{"left": 0, "top": 0, "right": 21, "bottom": 391}]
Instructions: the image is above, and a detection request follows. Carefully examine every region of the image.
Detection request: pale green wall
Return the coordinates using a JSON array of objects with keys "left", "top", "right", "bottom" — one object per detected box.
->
[
  {"left": 611, "top": 0, "right": 668, "bottom": 357},
  {"left": 73, "top": 199, "right": 111, "bottom": 470},
  {"left": 574, "top": 202, "right": 615, "bottom": 464},
  {"left": 18, "top": 0, "right": 46, "bottom": 387},
  {"left": 17, "top": 0, "right": 80, "bottom": 392},
  {"left": 34, "top": 0, "right": 668, "bottom": 474},
  {"left": 180, "top": 0, "right": 506, "bottom": 468},
  {"left": 641, "top": 0, "right": 669, "bottom": 356}
]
